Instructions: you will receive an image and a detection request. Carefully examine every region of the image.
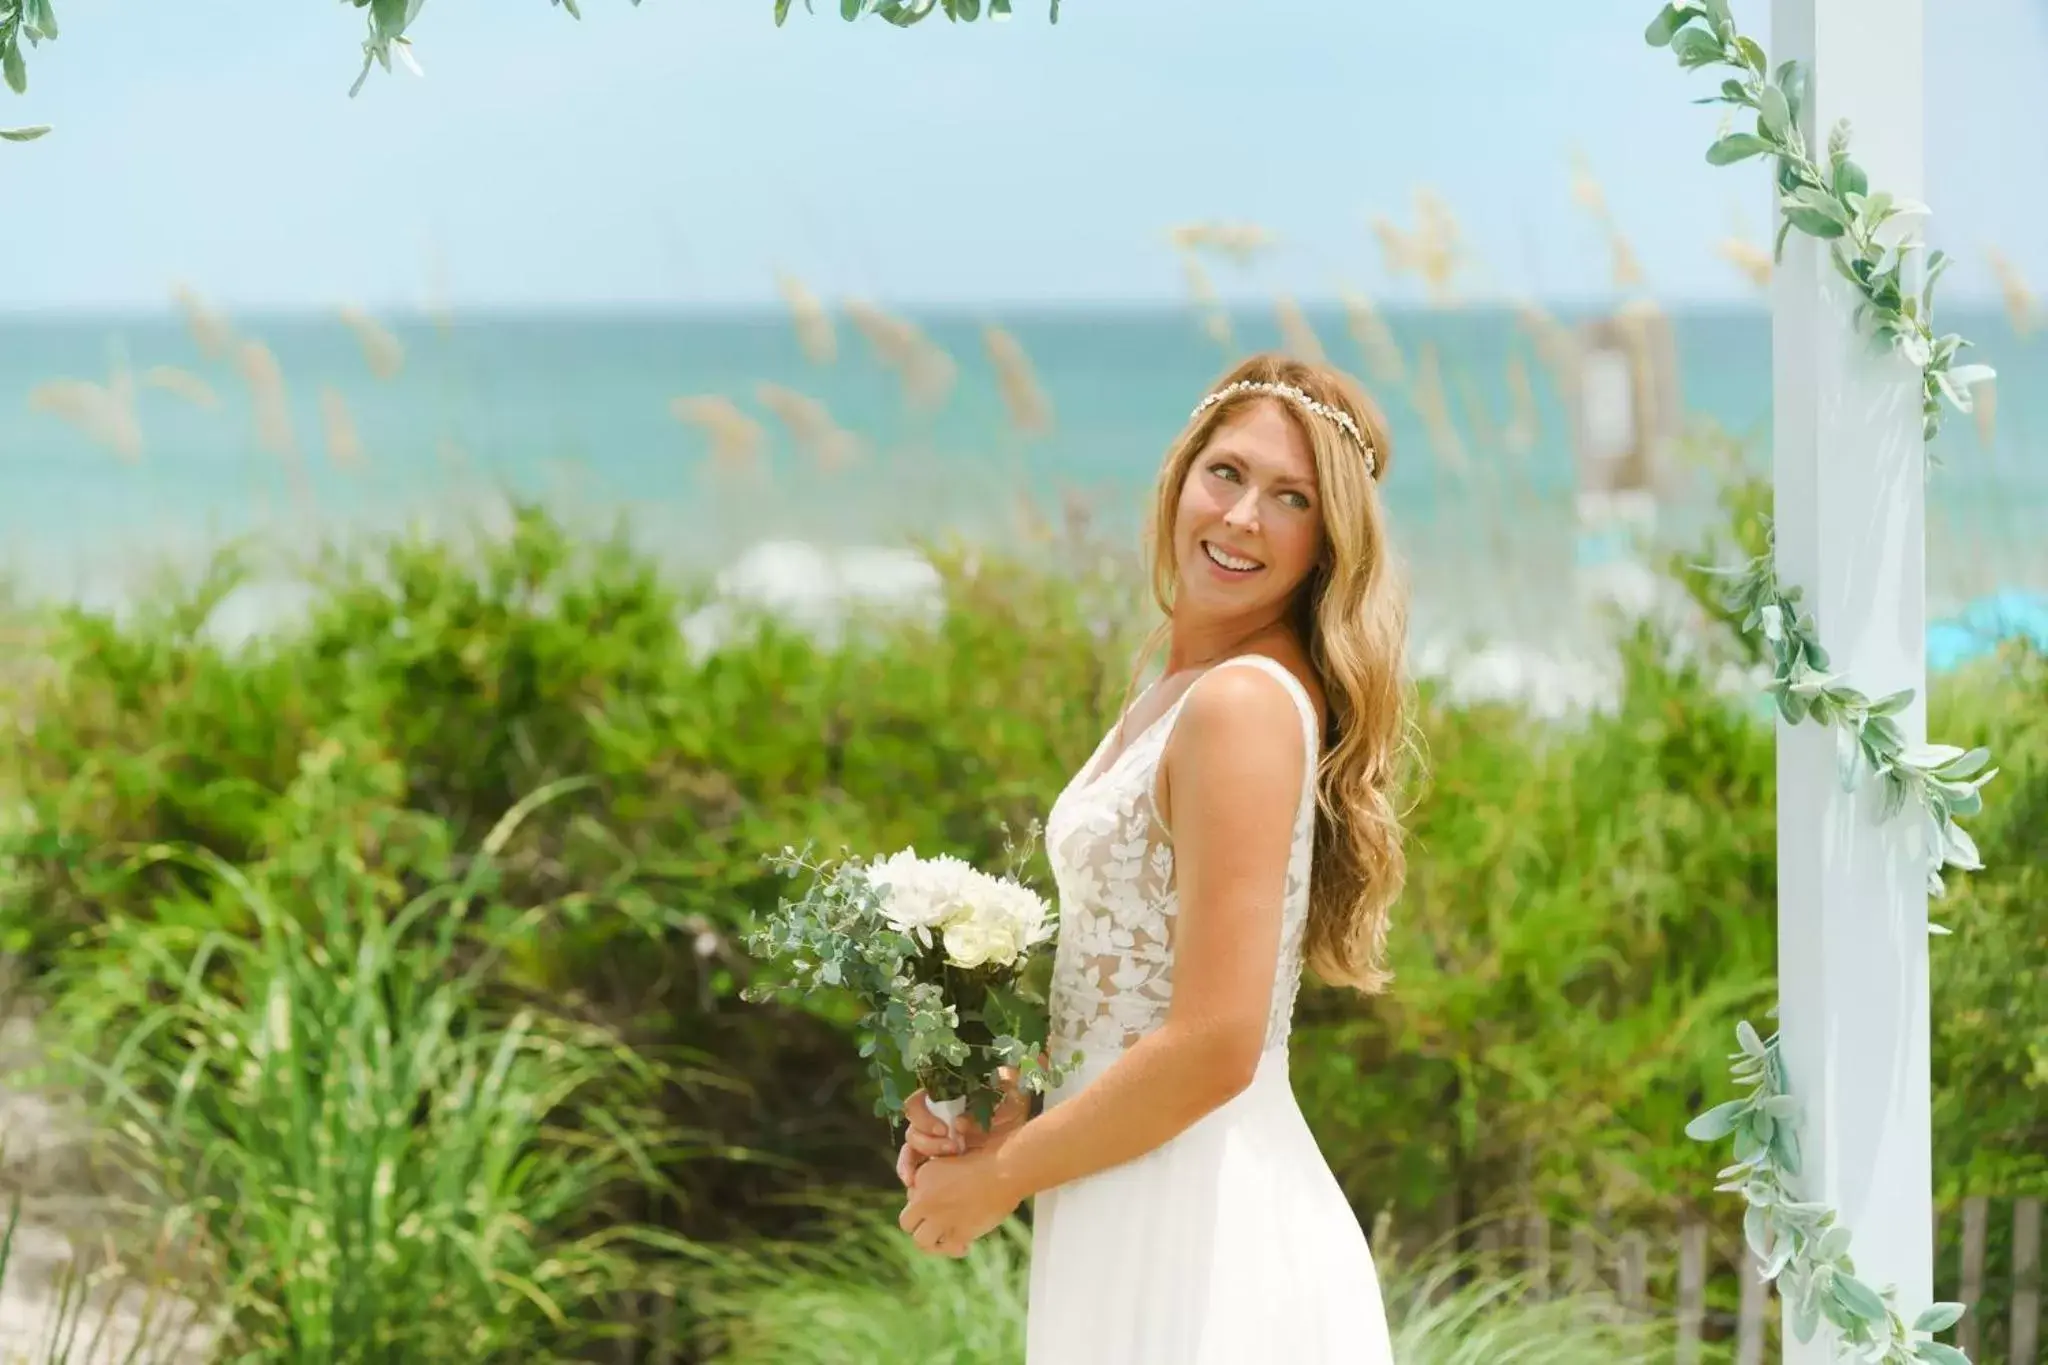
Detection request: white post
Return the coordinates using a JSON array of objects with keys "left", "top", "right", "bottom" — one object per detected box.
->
[{"left": 1771, "top": 0, "right": 1934, "bottom": 1359}]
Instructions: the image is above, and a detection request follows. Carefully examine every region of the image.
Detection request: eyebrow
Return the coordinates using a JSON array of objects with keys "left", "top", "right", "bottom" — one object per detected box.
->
[{"left": 1206, "top": 446, "right": 1319, "bottom": 492}]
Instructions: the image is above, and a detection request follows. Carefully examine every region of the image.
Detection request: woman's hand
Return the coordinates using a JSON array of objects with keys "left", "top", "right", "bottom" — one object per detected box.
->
[
  {"left": 898, "top": 1143, "right": 1024, "bottom": 1257},
  {"left": 895, "top": 1066, "right": 1030, "bottom": 1189}
]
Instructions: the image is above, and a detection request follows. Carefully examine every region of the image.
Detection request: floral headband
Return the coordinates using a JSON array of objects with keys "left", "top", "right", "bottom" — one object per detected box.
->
[{"left": 1191, "top": 379, "right": 1378, "bottom": 478}]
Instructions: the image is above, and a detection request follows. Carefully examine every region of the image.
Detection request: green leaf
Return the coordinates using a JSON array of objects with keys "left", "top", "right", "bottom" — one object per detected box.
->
[
  {"left": 1914, "top": 1302, "right": 1966, "bottom": 1334},
  {"left": 842, "top": 0, "right": 862, "bottom": 15},
  {"left": 1834, "top": 1272, "right": 1889, "bottom": 1323},
  {"left": 1779, "top": 61, "right": 1806, "bottom": 125},
  {"left": 1707, "top": 133, "right": 1774, "bottom": 165},
  {"left": 27, "top": 0, "right": 57, "bottom": 39},
  {"left": 1736, "top": 35, "right": 1767, "bottom": 74},
  {"left": 2, "top": 41, "right": 24, "bottom": 96},
  {"left": 1918, "top": 1345, "right": 1970, "bottom": 1365},
  {"left": 774, "top": 0, "right": 794, "bottom": 23},
  {"left": 1773, "top": 216, "right": 1794, "bottom": 263},
  {"left": 1759, "top": 84, "right": 1790, "bottom": 139},
  {"left": 1736, "top": 1019, "right": 1766, "bottom": 1056},
  {"left": 1686, "top": 1099, "right": 1749, "bottom": 1141},
  {"left": 1785, "top": 206, "right": 1847, "bottom": 239},
  {"left": 1702, "top": 0, "right": 1733, "bottom": 38},
  {"left": 1645, "top": 3, "right": 1693, "bottom": 46},
  {"left": 955, "top": 0, "right": 980, "bottom": 16},
  {"left": 370, "top": 0, "right": 411, "bottom": 40},
  {"left": 0, "top": 123, "right": 49, "bottom": 141},
  {"left": 1672, "top": 25, "right": 1725, "bottom": 67},
  {"left": 1833, "top": 155, "right": 1868, "bottom": 198}
]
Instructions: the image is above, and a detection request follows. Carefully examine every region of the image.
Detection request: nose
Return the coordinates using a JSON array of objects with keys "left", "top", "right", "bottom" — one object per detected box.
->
[{"left": 1223, "top": 485, "right": 1260, "bottom": 529}]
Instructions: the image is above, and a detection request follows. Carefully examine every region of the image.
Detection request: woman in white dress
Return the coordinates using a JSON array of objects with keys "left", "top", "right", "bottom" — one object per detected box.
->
[{"left": 895, "top": 352, "right": 1412, "bottom": 1363}]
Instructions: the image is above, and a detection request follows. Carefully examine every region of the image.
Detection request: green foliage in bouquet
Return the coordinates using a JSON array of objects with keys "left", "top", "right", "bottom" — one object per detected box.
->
[{"left": 740, "top": 840, "right": 1077, "bottom": 1132}]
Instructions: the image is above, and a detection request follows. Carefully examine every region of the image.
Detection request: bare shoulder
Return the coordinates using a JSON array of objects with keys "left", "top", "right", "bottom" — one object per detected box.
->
[{"left": 1162, "top": 662, "right": 1312, "bottom": 810}]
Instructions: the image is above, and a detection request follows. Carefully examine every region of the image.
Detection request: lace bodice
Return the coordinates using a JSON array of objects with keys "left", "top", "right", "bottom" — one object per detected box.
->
[{"left": 1044, "top": 654, "right": 1319, "bottom": 1071}]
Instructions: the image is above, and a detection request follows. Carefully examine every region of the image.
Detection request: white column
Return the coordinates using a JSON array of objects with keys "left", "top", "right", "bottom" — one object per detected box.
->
[{"left": 1771, "top": 1, "right": 1933, "bottom": 1359}]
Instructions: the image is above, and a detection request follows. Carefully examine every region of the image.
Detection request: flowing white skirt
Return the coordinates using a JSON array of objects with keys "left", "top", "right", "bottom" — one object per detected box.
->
[{"left": 1025, "top": 1046, "right": 1394, "bottom": 1364}]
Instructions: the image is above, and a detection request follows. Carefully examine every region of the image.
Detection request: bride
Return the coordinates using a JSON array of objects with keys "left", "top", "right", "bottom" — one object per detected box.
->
[{"left": 896, "top": 352, "right": 1412, "bottom": 1363}]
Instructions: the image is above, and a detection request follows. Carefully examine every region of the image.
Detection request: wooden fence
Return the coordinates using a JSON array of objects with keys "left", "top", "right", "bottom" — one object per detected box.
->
[{"left": 1372, "top": 1195, "right": 2042, "bottom": 1364}]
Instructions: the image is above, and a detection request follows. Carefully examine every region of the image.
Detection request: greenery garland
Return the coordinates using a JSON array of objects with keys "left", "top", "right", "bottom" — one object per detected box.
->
[
  {"left": 1649, "top": 2, "right": 1994, "bottom": 1360},
  {"left": 0, "top": 0, "right": 1056, "bottom": 134}
]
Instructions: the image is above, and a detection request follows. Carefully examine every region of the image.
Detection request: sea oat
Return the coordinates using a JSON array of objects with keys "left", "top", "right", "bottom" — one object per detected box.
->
[
  {"left": 845, "top": 300, "right": 955, "bottom": 412},
  {"left": 671, "top": 394, "right": 768, "bottom": 477},
  {"left": 1715, "top": 237, "right": 1773, "bottom": 291},
  {"left": 983, "top": 325, "right": 1054, "bottom": 436},
  {"left": 1986, "top": 248, "right": 2037, "bottom": 338},
  {"left": 142, "top": 365, "right": 221, "bottom": 410},
  {"left": 778, "top": 272, "right": 838, "bottom": 365},
  {"left": 1338, "top": 287, "right": 1405, "bottom": 387},
  {"left": 756, "top": 382, "right": 861, "bottom": 472},
  {"left": 338, "top": 306, "right": 406, "bottom": 380},
  {"left": 1274, "top": 296, "right": 1327, "bottom": 366},
  {"left": 1411, "top": 342, "right": 1469, "bottom": 479},
  {"left": 27, "top": 369, "right": 143, "bottom": 463},
  {"left": 1178, "top": 253, "right": 1235, "bottom": 352},
  {"left": 320, "top": 385, "right": 367, "bottom": 471},
  {"left": 236, "top": 339, "right": 299, "bottom": 459},
  {"left": 172, "top": 283, "right": 235, "bottom": 359}
]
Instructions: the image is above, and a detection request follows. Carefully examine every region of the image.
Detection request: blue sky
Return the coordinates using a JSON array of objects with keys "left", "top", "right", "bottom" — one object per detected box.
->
[{"left": 3, "top": 0, "right": 2043, "bottom": 311}]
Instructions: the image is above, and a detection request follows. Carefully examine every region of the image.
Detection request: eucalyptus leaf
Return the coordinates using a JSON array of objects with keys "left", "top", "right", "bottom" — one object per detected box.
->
[
  {"left": 1918, "top": 1345, "right": 1970, "bottom": 1365},
  {"left": 1833, "top": 1272, "right": 1889, "bottom": 1323},
  {"left": 1686, "top": 1098, "right": 1749, "bottom": 1141},
  {"left": 1759, "top": 84, "right": 1790, "bottom": 139},
  {"left": 1672, "top": 25, "right": 1725, "bottom": 67},
  {"left": 0, "top": 122, "right": 49, "bottom": 141},
  {"left": 1735, "top": 35, "right": 1767, "bottom": 75},
  {"left": 1816, "top": 1224, "right": 1853, "bottom": 1262},
  {"left": 1913, "top": 1302, "right": 1966, "bottom": 1334},
  {"left": 1736, "top": 1019, "right": 1766, "bottom": 1056},
  {"left": 1785, "top": 206, "right": 1847, "bottom": 239},
  {"left": 842, "top": 0, "right": 862, "bottom": 16},
  {"left": 1708, "top": 132, "right": 1773, "bottom": 165},
  {"left": 1644, "top": 3, "right": 1693, "bottom": 46},
  {"left": 2, "top": 40, "right": 24, "bottom": 95},
  {"left": 774, "top": 0, "right": 793, "bottom": 22}
]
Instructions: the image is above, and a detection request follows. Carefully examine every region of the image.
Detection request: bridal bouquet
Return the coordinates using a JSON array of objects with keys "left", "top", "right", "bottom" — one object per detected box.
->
[{"left": 742, "top": 839, "right": 1071, "bottom": 1133}]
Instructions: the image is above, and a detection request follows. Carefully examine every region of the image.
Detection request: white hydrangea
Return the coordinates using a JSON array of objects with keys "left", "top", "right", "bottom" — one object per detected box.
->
[{"left": 863, "top": 847, "right": 1055, "bottom": 970}]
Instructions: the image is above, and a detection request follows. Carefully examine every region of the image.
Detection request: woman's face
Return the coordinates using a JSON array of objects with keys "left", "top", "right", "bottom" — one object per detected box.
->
[{"left": 1172, "top": 398, "right": 1325, "bottom": 618}]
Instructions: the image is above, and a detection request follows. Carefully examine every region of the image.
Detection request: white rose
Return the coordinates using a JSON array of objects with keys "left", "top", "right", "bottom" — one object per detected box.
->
[{"left": 942, "top": 916, "right": 1022, "bottom": 970}]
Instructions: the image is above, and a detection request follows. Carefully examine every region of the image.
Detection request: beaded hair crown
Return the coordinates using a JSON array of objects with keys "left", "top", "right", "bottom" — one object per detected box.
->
[{"left": 1190, "top": 379, "right": 1378, "bottom": 478}]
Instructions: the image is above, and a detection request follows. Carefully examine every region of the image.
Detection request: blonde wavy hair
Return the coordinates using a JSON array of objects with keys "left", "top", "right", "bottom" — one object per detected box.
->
[{"left": 1132, "top": 352, "right": 1417, "bottom": 995}]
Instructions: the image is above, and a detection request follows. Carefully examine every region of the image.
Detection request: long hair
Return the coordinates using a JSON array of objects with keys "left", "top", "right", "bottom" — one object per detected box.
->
[{"left": 1133, "top": 352, "right": 1418, "bottom": 995}]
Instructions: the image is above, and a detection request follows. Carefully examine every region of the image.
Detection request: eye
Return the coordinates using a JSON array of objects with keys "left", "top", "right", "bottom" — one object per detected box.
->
[
  {"left": 1282, "top": 490, "right": 1312, "bottom": 511},
  {"left": 1207, "top": 462, "right": 1241, "bottom": 482}
]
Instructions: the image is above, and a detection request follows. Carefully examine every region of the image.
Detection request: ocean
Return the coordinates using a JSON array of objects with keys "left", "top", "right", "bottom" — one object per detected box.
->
[{"left": 2, "top": 304, "right": 2041, "bottom": 664}]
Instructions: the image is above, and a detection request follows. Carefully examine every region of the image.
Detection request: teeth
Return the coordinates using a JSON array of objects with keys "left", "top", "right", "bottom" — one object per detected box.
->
[{"left": 1204, "top": 542, "right": 1261, "bottom": 572}]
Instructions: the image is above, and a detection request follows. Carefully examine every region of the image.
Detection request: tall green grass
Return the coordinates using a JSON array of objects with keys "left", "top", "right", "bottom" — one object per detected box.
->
[
  {"left": 680, "top": 1203, "right": 1706, "bottom": 1365},
  {"left": 35, "top": 739, "right": 689, "bottom": 1361}
]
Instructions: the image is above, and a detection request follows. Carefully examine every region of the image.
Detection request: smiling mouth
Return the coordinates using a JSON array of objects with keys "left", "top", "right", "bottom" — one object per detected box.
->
[{"left": 1201, "top": 540, "right": 1264, "bottom": 574}]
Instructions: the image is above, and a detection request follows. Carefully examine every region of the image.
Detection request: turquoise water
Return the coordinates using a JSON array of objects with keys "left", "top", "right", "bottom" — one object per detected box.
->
[{"left": 1, "top": 305, "right": 2040, "bottom": 634}]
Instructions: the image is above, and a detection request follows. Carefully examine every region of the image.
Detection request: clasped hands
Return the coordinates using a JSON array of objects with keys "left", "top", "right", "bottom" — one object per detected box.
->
[{"left": 894, "top": 1066, "right": 1032, "bottom": 1258}]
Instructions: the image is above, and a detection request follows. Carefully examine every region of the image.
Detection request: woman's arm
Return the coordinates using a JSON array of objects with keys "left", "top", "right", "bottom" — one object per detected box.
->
[{"left": 983, "top": 664, "right": 1307, "bottom": 1201}]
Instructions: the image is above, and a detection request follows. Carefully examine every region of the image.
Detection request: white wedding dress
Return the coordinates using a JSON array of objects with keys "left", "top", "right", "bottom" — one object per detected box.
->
[{"left": 1026, "top": 654, "right": 1395, "bottom": 1364}]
